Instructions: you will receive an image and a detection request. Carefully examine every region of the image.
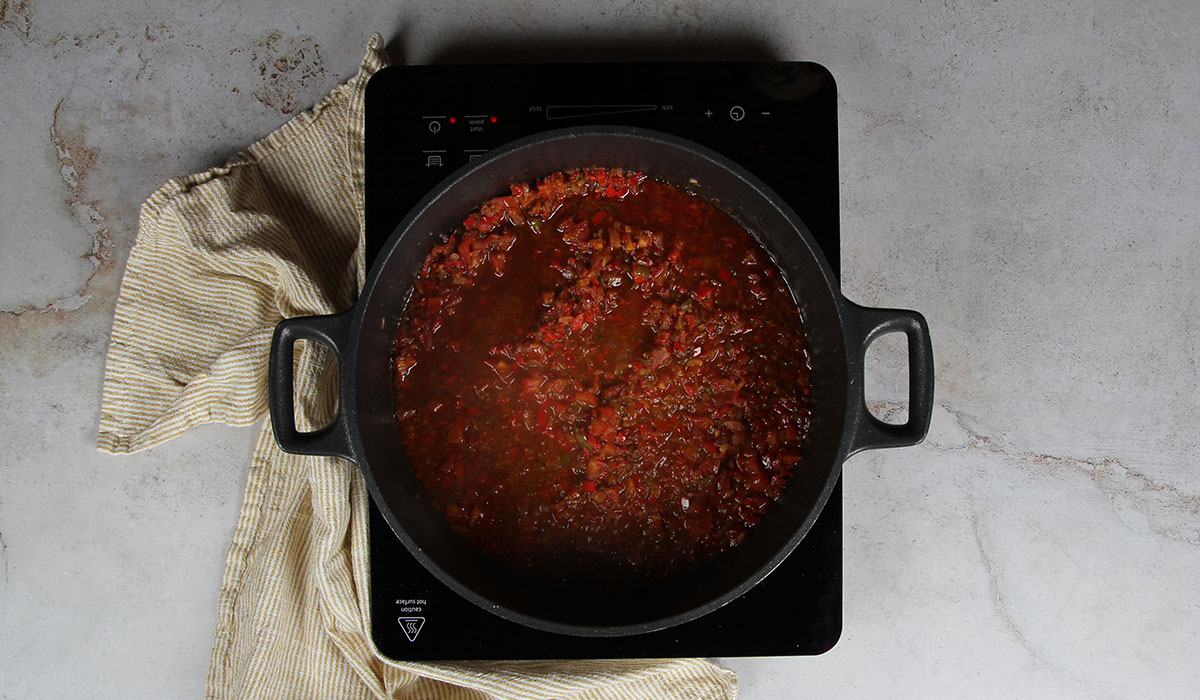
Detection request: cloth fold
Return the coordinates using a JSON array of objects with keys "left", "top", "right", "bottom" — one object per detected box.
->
[{"left": 97, "top": 34, "right": 738, "bottom": 700}]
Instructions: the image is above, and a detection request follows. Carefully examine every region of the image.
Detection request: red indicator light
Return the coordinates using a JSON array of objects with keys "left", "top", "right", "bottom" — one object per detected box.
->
[
  {"left": 448, "top": 116, "right": 457, "bottom": 124},
  {"left": 490, "top": 115, "right": 498, "bottom": 123}
]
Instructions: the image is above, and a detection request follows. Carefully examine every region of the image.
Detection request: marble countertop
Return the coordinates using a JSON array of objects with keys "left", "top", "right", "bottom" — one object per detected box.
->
[{"left": 3, "top": 2, "right": 1197, "bottom": 697}]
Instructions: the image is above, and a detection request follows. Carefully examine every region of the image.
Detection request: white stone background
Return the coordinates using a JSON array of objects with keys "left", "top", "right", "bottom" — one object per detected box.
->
[{"left": 1, "top": 1, "right": 1197, "bottom": 698}]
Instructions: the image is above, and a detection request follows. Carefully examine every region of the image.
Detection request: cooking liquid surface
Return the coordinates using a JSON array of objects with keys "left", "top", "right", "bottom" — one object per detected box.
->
[{"left": 392, "top": 169, "right": 812, "bottom": 581}]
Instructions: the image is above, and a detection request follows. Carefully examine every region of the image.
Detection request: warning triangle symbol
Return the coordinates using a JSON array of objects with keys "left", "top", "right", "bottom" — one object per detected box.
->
[{"left": 399, "top": 617, "right": 426, "bottom": 642}]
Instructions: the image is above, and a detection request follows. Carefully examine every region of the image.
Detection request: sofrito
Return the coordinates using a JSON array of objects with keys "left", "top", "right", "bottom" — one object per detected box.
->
[{"left": 391, "top": 168, "right": 812, "bottom": 581}]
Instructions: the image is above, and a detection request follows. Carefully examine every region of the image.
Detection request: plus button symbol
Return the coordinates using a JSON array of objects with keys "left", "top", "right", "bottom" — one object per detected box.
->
[{"left": 704, "top": 109, "right": 713, "bottom": 118}]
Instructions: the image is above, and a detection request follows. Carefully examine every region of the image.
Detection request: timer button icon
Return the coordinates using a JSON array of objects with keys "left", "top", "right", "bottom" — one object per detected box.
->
[{"left": 729, "top": 106, "right": 745, "bottom": 122}]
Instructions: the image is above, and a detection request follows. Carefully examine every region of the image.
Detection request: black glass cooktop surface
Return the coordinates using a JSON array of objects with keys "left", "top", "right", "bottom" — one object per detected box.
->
[{"left": 363, "top": 62, "right": 841, "bottom": 660}]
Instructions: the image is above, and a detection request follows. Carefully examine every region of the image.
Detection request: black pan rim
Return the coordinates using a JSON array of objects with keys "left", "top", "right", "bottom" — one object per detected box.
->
[{"left": 346, "top": 126, "right": 854, "bottom": 636}]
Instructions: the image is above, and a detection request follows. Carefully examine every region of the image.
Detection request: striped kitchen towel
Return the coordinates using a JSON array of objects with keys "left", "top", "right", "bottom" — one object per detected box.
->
[{"left": 96, "top": 34, "right": 738, "bottom": 700}]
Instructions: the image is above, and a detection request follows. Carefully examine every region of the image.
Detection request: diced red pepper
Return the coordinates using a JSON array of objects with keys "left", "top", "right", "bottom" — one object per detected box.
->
[{"left": 522, "top": 375, "right": 545, "bottom": 395}]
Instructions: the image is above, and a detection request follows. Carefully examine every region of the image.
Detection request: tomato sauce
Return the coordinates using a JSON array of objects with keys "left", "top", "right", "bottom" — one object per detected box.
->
[{"left": 392, "top": 168, "right": 812, "bottom": 581}]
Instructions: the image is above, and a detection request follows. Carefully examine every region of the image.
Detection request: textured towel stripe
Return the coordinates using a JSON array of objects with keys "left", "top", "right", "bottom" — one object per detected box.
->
[
  {"left": 98, "top": 33, "right": 738, "bottom": 700},
  {"left": 382, "top": 658, "right": 736, "bottom": 700}
]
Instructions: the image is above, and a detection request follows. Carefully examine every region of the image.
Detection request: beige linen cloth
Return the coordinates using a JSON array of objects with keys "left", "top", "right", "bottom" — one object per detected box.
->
[{"left": 96, "top": 35, "right": 738, "bottom": 700}]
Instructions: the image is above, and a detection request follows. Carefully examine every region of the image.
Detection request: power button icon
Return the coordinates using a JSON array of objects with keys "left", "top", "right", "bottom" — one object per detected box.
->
[
  {"left": 428, "top": 120, "right": 442, "bottom": 134},
  {"left": 729, "top": 106, "right": 745, "bottom": 122}
]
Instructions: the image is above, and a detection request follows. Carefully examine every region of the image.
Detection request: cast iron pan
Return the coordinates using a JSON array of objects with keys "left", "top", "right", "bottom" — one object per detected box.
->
[{"left": 268, "top": 126, "right": 933, "bottom": 636}]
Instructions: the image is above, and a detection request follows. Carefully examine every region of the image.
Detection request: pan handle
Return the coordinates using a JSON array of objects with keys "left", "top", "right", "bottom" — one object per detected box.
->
[
  {"left": 267, "top": 310, "right": 356, "bottom": 461},
  {"left": 841, "top": 299, "right": 934, "bottom": 456}
]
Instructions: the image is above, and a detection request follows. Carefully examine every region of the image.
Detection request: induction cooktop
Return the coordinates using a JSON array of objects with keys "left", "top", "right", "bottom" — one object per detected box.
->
[{"left": 363, "top": 62, "right": 841, "bottom": 660}]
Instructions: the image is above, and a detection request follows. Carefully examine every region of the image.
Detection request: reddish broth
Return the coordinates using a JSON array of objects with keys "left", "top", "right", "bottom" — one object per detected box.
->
[{"left": 392, "top": 168, "right": 812, "bottom": 580}]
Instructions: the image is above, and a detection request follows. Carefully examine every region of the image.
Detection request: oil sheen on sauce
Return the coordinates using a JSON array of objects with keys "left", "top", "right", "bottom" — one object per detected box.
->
[{"left": 392, "top": 168, "right": 812, "bottom": 581}]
